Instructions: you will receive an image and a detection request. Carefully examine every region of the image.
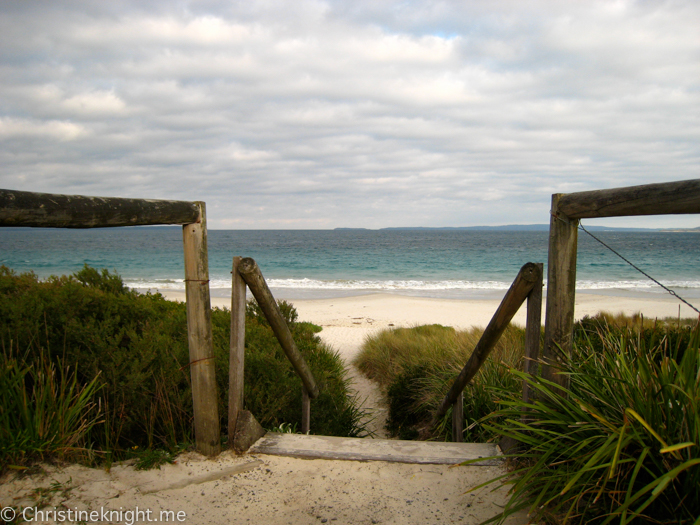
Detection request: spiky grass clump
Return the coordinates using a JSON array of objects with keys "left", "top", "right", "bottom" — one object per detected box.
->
[
  {"left": 477, "top": 319, "right": 700, "bottom": 524},
  {"left": 0, "top": 347, "right": 103, "bottom": 470}
]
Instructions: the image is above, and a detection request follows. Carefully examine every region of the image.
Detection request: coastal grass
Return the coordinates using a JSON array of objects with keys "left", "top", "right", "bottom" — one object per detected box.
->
[
  {"left": 0, "top": 345, "right": 103, "bottom": 470},
  {"left": 354, "top": 323, "right": 526, "bottom": 441},
  {"left": 0, "top": 265, "right": 366, "bottom": 470},
  {"left": 355, "top": 314, "right": 699, "bottom": 522},
  {"left": 474, "top": 317, "right": 700, "bottom": 524}
]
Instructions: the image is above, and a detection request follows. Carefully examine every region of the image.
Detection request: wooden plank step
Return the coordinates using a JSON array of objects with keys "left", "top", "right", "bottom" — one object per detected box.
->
[{"left": 249, "top": 433, "right": 501, "bottom": 465}]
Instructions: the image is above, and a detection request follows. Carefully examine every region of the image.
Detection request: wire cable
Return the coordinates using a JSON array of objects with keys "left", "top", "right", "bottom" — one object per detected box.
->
[{"left": 578, "top": 222, "right": 699, "bottom": 316}]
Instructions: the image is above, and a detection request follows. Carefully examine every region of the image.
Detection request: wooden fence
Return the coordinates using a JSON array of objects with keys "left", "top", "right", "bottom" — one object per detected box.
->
[
  {"left": 543, "top": 178, "right": 700, "bottom": 389},
  {"left": 229, "top": 257, "right": 319, "bottom": 445},
  {"left": 5, "top": 179, "right": 698, "bottom": 453},
  {"left": 0, "top": 189, "right": 221, "bottom": 457},
  {"left": 432, "top": 262, "right": 543, "bottom": 442}
]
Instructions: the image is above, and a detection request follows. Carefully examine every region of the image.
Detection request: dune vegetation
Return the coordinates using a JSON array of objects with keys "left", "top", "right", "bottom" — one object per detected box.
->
[
  {"left": 355, "top": 313, "right": 699, "bottom": 524},
  {"left": 0, "top": 265, "right": 365, "bottom": 471},
  {"left": 354, "top": 323, "right": 525, "bottom": 441}
]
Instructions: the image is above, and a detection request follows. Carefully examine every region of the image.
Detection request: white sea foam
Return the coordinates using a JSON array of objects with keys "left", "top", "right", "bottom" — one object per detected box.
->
[
  {"left": 576, "top": 280, "right": 700, "bottom": 291},
  {"left": 126, "top": 276, "right": 700, "bottom": 294}
]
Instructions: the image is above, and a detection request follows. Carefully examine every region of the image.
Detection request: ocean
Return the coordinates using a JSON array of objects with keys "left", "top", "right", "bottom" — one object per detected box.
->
[{"left": 0, "top": 227, "right": 698, "bottom": 302}]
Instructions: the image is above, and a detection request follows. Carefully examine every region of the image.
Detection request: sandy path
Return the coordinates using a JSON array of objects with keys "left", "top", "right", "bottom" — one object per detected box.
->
[{"left": 308, "top": 324, "right": 390, "bottom": 438}]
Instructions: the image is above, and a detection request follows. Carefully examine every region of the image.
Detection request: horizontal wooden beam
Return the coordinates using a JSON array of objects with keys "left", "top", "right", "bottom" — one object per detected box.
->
[
  {"left": 0, "top": 189, "right": 201, "bottom": 228},
  {"left": 556, "top": 179, "right": 700, "bottom": 219}
]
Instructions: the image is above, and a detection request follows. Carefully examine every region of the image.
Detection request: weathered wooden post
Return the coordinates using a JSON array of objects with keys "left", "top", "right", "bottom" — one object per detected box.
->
[
  {"left": 542, "top": 195, "right": 578, "bottom": 391},
  {"left": 236, "top": 258, "right": 320, "bottom": 399},
  {"left": 498, "top": 262, "right": 544, "bottom": 453},
  {"left": 542, "top": 179, "right": 700, "bottom": 390},
  {"left": 0, "top": 189, "right": 200, "bottom": 227},
  {"left": 236, "top": 257, "right": 319, "bottom": 434},
  {"left": 522, "top": 262, "right": 543, "bottom": 404},
  {"left": 448, "top": 263, "right": 543, "bottom": 443},
  {"left": 301, "top": 389, "right": 311, "bottom": 435},
  {"left": 229, "top": 256, "right": 247, "bottom": 446},
  {"left": 451, "top": 392, "right": 464, "bottom": 443},
  {"left": 183, "top": 203, "right": 220, "bottom": 456}
]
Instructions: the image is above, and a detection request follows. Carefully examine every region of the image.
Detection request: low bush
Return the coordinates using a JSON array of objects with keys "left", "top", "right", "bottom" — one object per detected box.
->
[
  {"left": 0, "top": 265, "right": 364, "bottom": 469},
  {"left": 354, "top": 323, "right": 526, "bottom": 441}
]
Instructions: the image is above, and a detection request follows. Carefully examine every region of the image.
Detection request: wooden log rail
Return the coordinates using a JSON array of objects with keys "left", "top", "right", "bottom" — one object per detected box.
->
[
  {"left": 0, "top": 189, "right": 200, "bottom": 228},
  {"left": 432, "top": 262, "right": 543, "bottom": 442},
  {"left": 230, "top": 257, "right": 320, "bottom": 440},
  {"left": 555, "top": 178, "right": 700, "bottom": 219},
  {"left": 1, "top": 189, "right": 220, "bottom": 457},
  {"left": 543, "top": 178, "right": 700, "bottom": 390}
]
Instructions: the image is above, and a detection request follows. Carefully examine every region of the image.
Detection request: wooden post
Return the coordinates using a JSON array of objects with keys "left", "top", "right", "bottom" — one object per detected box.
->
[
  {"left": 542, "top": 195, "right": 579, "bottom": 391},
  {"left": 302, "top": 388, "right": 311, "bottom": 434},
  {"left": 183, "top": 203, "right": 220, "bottom": 457},
  {"left": 433, "top": 262, "right": 541, "bottom": 424},
  {"left": 452, "top": 392, "right": 464, "bottom": 443},
  {"left": 229, "top": 256, "right": 247, "bottom": 447},
  {"left": 236, "top": 257, "right": 320, "bottom": 399},
  {"left": 522, "top": 262, "right": 543, "bottom": 405}
]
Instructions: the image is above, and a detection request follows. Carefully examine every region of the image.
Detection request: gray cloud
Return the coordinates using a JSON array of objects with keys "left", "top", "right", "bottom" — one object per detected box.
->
[{"left": 1, "top": 0, "right": 698, "bottom": 228}]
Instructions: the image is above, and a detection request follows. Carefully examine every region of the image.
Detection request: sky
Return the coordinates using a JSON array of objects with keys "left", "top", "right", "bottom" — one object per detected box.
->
[{"left": 0, "top": 0, "right": 698, "bottom": 229}]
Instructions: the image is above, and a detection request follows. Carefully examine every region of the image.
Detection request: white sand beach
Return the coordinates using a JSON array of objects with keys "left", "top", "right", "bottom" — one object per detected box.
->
[{"left": 2, "top": 291, "right": 696, "bottom": 525}]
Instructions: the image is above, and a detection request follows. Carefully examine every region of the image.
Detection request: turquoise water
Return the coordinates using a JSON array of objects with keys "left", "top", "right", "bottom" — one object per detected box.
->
[{"left": 1, "top": 227, "right": 698, "bottom": 300}]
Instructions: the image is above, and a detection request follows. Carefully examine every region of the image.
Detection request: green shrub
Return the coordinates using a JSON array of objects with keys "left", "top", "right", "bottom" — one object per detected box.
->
[
  {"left": 476, "top": 319, "right": 700, "bottom": 524},
  {"left": 354, "top": 324, "right": 459, "bottom": 388},
  {"left": 0, "top": 265, "right": 193, "bottom": 456},
  {"left": 355, "top": 323, "right": 526, "bottom": 441},
  {"left": 0, "top": 265, "right": 365, "bottom": 467}
]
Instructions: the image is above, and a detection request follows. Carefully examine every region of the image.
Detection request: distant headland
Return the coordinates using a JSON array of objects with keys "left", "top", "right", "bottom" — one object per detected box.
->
[{"left": 335, "top": 225, "right": 700, "bottom": 232}]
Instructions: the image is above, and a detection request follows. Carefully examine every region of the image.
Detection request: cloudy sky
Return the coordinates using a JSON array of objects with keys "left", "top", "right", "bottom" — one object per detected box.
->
[{"left": 1, "top": 0, "right": 698, "bottom": 229}]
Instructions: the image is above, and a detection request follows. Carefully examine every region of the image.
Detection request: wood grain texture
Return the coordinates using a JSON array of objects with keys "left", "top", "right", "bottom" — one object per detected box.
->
[
  {"left": 302, "top": 388, "right": 311, "bottom": 434},
  {"left": 229, "top": 256, "right": 247, "bottom": 447},
  {"left": 183, "top": 204, "right": 220, "bottom": 456},
  {"left": 0, "top": 189, "right": 200, "bottom": 228},
  {"left": 556, "top": 179, "right": 700, "bottom": 219},
  {"left": 237, "top": 257, "right": 320, "bottom": 399},
  {"left": 542, "top": 195, "right": 578, "bottom": 391},
  {"left": 522, "top": 262, "right": 543, "bottom": 405},
  {"left": 433, "top": 262, "right": 542, "bottom": 423},
  {"left": 251, "top": 433, "right": 501, "bottom": 465}
]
